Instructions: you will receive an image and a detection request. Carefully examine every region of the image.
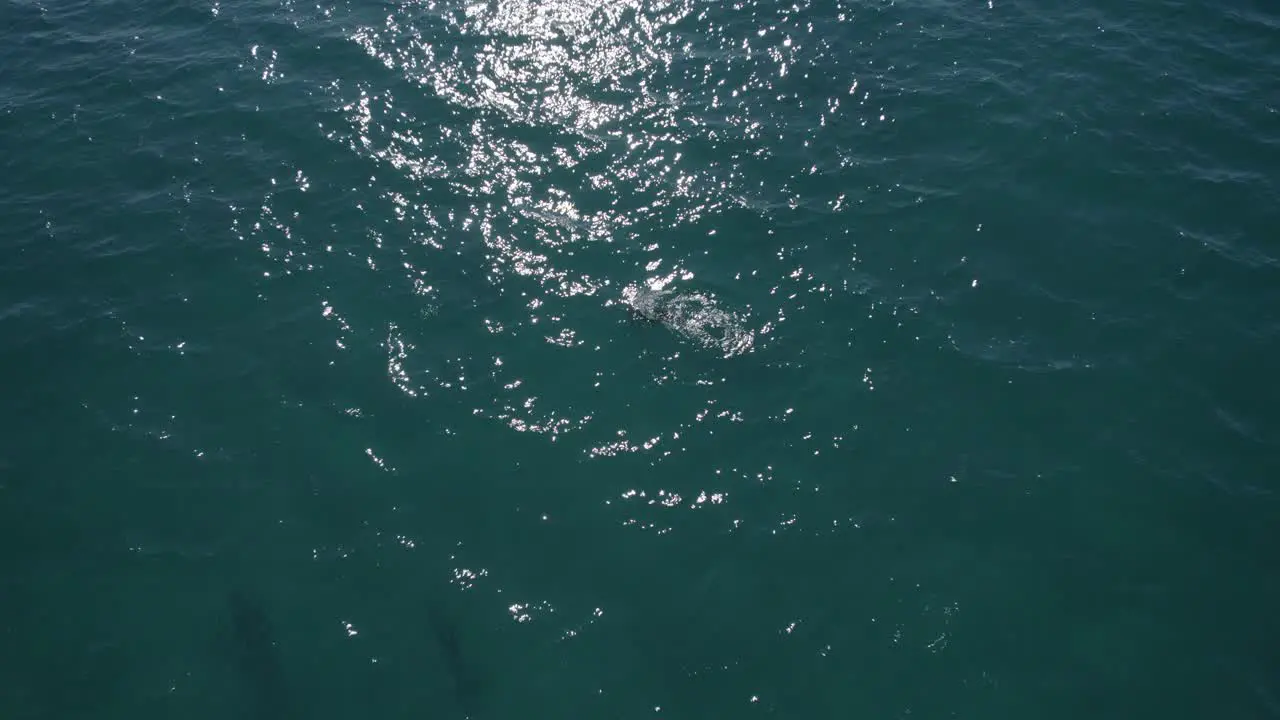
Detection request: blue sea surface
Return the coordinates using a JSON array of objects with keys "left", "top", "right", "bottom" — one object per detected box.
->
[{"left": 2, "top": 0, "right": 1279, "bottom": 717}]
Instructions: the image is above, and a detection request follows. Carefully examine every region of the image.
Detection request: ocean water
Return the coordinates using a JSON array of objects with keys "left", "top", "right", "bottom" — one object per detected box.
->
[{"left": 2, "top": 0, "right": 1279, "bottom": 717}]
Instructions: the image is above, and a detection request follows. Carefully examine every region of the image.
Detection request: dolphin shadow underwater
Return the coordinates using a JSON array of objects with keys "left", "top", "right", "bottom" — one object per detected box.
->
[
  {"left": 424, "top": 596, "right": 488, "bottom": 719},
  {"left": 220, "top": 588, "right": 486, "bottom": 720},
  {"left": 225, "top": 590, "right": 295, "bottom": 720}
]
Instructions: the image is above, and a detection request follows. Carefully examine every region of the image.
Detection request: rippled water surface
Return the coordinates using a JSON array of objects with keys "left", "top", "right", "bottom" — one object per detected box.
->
[{"left": 2, "top": 0, "right": 1279, "bottom": 717}]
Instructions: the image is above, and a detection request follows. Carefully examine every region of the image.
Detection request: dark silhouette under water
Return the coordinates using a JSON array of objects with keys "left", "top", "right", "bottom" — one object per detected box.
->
[
  {"left": 227, "top": 590, "right": 294, "bottom": 720},
  {"left": 426, "top": 598, "right": 484, "bottom": 718},
  {"left": 222, "top": 588, "right": 483, "bottom": 719}
]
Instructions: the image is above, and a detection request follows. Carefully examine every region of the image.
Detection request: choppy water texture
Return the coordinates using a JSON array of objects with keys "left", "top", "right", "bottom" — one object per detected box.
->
[{"left": 2, "top": 0, "right": 1279, "bottom": 717}]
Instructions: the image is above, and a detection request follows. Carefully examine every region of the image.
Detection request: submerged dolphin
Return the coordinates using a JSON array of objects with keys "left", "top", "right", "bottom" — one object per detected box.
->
[
  {"left": 227, "top": 590, "right": 293, "bottom": 720},
  {"left": 425, "top": 598, "right": 483, "bottom": 718},
  {"left": 620, "top": 283, "right": 676, "bottom": 324},
  {"left": 619, "top": 282, "right": 755, "bottom": 357}
]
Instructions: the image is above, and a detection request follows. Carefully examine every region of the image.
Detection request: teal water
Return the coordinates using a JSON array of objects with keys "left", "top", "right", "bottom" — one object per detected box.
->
[{"left": 3, "top": 0, "right": 1279, "bottom": 717}]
